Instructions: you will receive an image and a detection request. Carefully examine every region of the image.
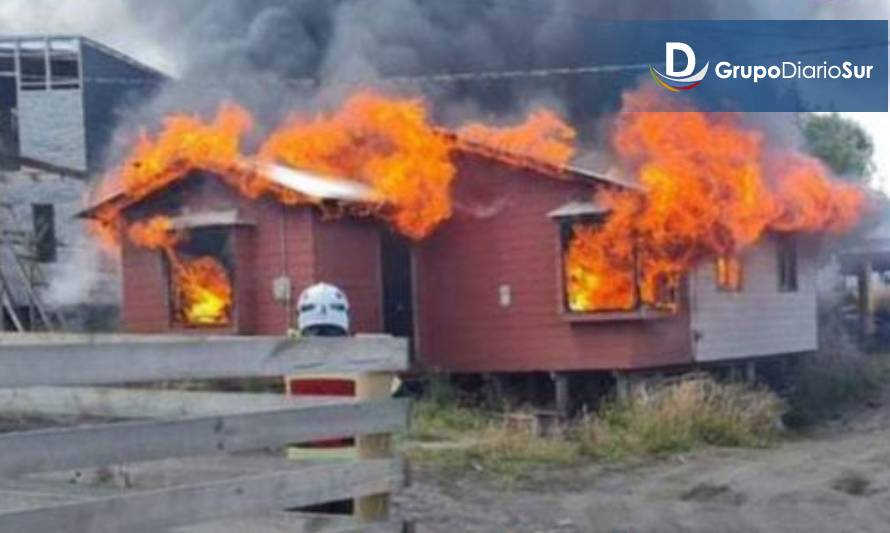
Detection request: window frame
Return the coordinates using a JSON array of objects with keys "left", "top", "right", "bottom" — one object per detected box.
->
[
  {"left": 17, "top": 39, "right": 48, "bottom": 92},
  {"left": 556, "top": 215, "right": 677, "bottom": 318},
  {"left": 48, "top": 38, "right": 80, "bottom": 90},
  {"left": 31, "top": 203, "right": 57, "bottom": 263},
  {"left": 714, "top": 254, "right": 743, "bottom": 292},
  {"left": 164, "top": 226, "right": 236, "bottom": 329},
  {"left": 777, "top": 234, "right": 798, "bottom": 293}
]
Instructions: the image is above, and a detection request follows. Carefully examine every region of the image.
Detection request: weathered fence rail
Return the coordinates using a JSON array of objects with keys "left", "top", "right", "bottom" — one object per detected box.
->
[{"left": 0, "top": 334, "right": 410, "bottom": 532}]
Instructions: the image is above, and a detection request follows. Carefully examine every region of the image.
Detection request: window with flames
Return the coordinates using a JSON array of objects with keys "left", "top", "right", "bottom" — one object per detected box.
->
[
  {"left": 715, "top": 255, "right": 743, "bottom": 292},
  {"left": 165, "top": 227, "right": 235, "bottom": 328},
  {"left": 560, "top": 218, "right": 678, "bottom": 314}
]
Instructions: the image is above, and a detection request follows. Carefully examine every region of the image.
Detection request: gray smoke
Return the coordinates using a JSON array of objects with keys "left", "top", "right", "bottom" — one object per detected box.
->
[{"left": 1, "top": 0, "right": 886, "bottom": 159}]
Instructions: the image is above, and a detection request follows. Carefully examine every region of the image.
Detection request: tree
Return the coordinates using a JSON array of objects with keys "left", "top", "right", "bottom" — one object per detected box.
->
[{"left": 800, "top": 113, "right": 874, "bottom": 183}]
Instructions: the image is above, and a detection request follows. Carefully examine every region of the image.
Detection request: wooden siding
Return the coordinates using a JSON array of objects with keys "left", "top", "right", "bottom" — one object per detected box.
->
[
  {"left": 120, "top": 239, "right": 168, "bottom": 333},
  {"left": 690, "top": 235, "right": 818, "bottom": 362},
  {"left": 119, "top": 172, "right": 385, "bottom": 336},
  {"left": 312, "top": 217, "right": 384, "bottom": 334},
  {"left": 414, "top": 154, "right": 694, "bottom": 373}
]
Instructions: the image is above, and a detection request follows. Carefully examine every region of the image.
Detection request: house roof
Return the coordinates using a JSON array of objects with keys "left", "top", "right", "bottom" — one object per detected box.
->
[
  {"left": 547, "top": 200, "right": 610, "bottom": 218},
  {"left": 445, "top": 132, "right": 638, "bottom": 190},
  {"left": 0, "top": 34, "right": 168, "bottom": 79},
  {"left": 78, "top": 163, "right": 378, "bottom": 219},
  {"left": 168, "top": 209, "right": 255, "bottom": 230},
  {"left": 79, "top": 136, "right": 637, "bottom": 220}
]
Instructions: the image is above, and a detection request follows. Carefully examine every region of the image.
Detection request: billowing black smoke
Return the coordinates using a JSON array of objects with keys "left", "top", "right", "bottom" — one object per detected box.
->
[{"left": 3, "top": 0, "right": 884, "bottom": 160}]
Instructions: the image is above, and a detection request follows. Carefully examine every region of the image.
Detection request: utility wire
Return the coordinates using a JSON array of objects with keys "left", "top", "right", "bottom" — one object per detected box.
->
[{"left": 0, "top": 39, "right": 884, "bottom": 89}]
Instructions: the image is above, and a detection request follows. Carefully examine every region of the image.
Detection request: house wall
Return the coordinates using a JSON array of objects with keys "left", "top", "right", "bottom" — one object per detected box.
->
[
  {"left": 18, "top": 88, "right": 86, "bottom": 170},
  {"left": 414, "top": 154, "right": 694, "bottom": 373},
  {"left": 312, "top": 216, "right": 384, "bottom": 334},
  {"left": 119, "top": 174, "right": 385, "bottom": 336},
  {"left": 120, "top": 236, "right": 169, "bottom": 333},
  {"left": 690, "top": 235, "right": 819, "bottom": 362}
]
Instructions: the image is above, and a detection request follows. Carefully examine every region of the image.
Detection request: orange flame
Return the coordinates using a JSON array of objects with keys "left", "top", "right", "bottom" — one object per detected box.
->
[
  {"left": 97, "top": 91, "right": 458, "bottom": 241},
  {"left": 174, "top": 256, "right": 233, "bottom": 326},
  {"left": 565, "top": 87, "right": 868, "bottom": 312},
  {"left": 456, "top": 109, "right": 577, "bottom": 171},
  {"left": 96, "top": 91, "right": 578, "bottom": 242},
  {"left": 258, "top": 91, "right": 455, "bottom": 239}
]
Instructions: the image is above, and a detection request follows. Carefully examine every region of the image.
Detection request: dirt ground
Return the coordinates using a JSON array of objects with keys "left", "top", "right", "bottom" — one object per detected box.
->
[{"left": 394, "top": 387, "right": 890, "bottom": 533}]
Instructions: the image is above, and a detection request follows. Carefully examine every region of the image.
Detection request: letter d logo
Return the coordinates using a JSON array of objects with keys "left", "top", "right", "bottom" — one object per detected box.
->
[{"left": 650, "top": 42, "right": 709, "bottom": 92}]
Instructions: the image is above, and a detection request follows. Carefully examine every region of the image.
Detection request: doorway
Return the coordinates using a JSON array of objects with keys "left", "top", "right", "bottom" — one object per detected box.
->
[{"left": 380, "top": 229, "right": 414, "bottom": 341}]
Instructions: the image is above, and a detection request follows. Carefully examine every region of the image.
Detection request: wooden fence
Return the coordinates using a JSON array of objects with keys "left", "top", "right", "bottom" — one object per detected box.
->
[{"left": 0, "top": 334, "right": 410, "bottom": 532}]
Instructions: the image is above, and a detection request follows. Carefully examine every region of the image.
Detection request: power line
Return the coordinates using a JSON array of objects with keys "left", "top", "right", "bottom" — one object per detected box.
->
[{"left": 0, "top": 39, "right": 885, "bottom": 90}]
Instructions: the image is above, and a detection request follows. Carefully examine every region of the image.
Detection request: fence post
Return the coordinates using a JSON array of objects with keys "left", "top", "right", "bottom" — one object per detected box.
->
[{"left": 355, "top": 372, "right": 394, "bottom": 523}]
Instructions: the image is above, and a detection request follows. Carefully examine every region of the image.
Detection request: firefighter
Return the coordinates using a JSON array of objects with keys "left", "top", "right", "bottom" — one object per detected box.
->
[
  {"left": 289, "top": 282, "right": 350, "bottom": 338},
  {"left": 287, "top": 282, "right": 358, "bottom": 515}
]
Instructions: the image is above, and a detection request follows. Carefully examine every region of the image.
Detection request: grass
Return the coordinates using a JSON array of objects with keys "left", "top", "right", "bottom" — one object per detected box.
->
[
  {"left": 407, "top": 414, "right": 582, "bottom": 481},
  {"left": 784, "top": 350, "right": 890, "bottom": 428},
  {"left": 408, "top": 400, "right": 492, "bottom": 442},
  {"left": 404, "top": 375, "right": 784, "bottom": 481},
  {"left": 580, "top": 376, "right": 783, "bottom": 461}
]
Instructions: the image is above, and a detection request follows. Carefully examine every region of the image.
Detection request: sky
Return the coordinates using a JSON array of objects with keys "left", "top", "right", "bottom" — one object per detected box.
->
[{"left": 0, "top": 0, "right": 887, "bottom": 188}]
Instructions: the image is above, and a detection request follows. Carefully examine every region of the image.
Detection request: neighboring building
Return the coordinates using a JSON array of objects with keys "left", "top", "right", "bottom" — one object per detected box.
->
[
  {"left": 82, "top": 149, "right": 819, "bottom": 378},
  {"left": 0, "top": 35, "right": 166, "bottom": 331}
]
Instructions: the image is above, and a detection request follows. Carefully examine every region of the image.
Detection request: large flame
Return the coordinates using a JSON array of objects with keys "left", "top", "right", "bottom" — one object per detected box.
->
[
  {"left": 456, "top": 109, "right": 577, "bottom": 170},
  {"left": 565, "top": 88, "right": 868, "bottom": 312},
  {"left": 95, "top": 91, "right": 575, "bottom": 327},
  {"left": 94, "top": 92, "right": 459, "bottom": 241},
  {"left": 128, "top": 216, "right": 233, "bottom": 326},
  {"left": 174, "top": 256, "right": 233, "bottom": 326},
  {"left": 257, "top": 92, "right": 455, "bottom": 239}
]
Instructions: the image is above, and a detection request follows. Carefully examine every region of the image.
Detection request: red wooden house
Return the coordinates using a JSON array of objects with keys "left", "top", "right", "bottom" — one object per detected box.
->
[{"left": 82, "top": 149, "right": 818, "bottom": 388}]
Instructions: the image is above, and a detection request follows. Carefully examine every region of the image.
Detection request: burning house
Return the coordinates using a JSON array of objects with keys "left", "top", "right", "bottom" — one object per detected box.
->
[
  {"left": 83, "top": 165, "right": 386, "bottom": 334},
  {"left": 80, "top": 90, "right": 868, "bottom": 408}
]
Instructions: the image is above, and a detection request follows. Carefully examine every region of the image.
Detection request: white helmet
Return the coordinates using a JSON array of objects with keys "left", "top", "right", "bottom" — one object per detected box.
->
[{"left": 297, "top": 282, "right": 350, "bottom": 335}]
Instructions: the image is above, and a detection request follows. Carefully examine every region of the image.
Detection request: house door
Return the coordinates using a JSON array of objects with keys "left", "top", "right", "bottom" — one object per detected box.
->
[{"left": 380, "top": 229, "right": 414, "bottom": 340}]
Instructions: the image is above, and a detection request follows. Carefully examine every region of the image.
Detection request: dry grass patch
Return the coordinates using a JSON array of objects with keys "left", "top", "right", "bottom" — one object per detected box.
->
[
  {"left": 581, "top": 376, "right": 784, "bottom": 460},
  {"left": 405, "top": 374, "right": 785, "bottom": 480}
]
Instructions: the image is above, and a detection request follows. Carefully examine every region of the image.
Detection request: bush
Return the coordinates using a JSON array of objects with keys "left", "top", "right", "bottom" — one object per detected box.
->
[
  {"left": 405, "top": 374, "right": 785, "bottom": 480},
  {"left": 581, "top": 376, "right": 783, "bottom": 460},
  {"left": 784, "top": 351, "right": 888, "bottom": 428}
]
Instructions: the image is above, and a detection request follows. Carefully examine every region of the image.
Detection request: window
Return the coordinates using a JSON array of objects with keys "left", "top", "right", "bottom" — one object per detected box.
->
[
  {"left": 49, "top": 39, "right": 79, "bottom": 89},
  {"left": 165, "top": 227, "right": 234, "bottom": 328},
  {"left": 560, "top": 218, "right": 677, "bottom": 313},
  {"left": 777, "top": 235, "right": 798, "bottom": 292},
  {"left": 0, "top": 42, "right": 14, "bottom": 75},
  {"left": 32, "top": 204, "right": 56, "bottom": 263},
  {"left": 18, "top": 40, "right": 47, "bottom": 91},
  {"left": 715, "top": 255, "right": 743, "bottom": 292}
]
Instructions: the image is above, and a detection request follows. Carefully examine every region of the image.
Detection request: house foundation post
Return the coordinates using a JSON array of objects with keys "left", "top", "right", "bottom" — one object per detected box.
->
[
  {"left": 613, "top": 371, "right": 631, "bottom": 403},
  {"left": 551, "top": 372, "right": 571, "bottom": 419},
  {"left": 858, "top": 257, "right": 875, "bottom": 340},
  {"left": 744, "top": 360, "right": 757, "bottom": 384}
]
